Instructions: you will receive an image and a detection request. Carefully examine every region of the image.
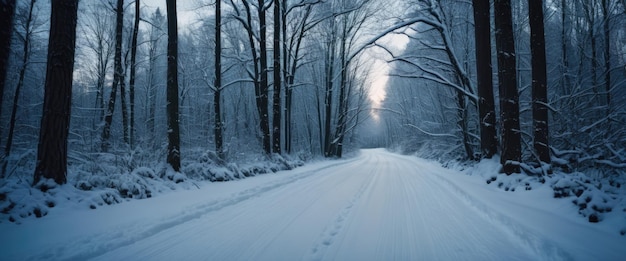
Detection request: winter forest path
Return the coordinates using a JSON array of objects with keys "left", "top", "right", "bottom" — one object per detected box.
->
[{"left": 2, "top": 149, "right": 624, "bottom": 260}]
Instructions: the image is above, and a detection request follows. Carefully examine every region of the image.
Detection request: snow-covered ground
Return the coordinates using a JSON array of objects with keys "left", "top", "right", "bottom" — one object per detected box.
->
[{"left": 1, "top": 149, "right": 624, "bottom": 260}]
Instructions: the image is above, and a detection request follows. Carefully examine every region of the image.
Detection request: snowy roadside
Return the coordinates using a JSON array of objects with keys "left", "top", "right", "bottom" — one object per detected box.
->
[
  {"left": 0, "top": 158, "right": 353, "bottom": 261},
  {"left": 1, "top": 149, "right": 623, "bottom": 261},
  {"left": 433, "top": 156, "right": 626, "bottom": 237},
  {"left": 0, "top": 148, "right": 305, "bottom": 224}
]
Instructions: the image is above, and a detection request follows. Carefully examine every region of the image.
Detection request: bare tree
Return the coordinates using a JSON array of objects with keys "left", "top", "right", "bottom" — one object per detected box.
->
[
  {"left": 281, "top": 1, "right": 316, "bottom": 154},
  {"left": 529, "top": 0, "right": 550, "bottom": 165},
  {"left": 166, "top": 0, "right": 181, "bottom": 171},
  {"left": 101, "top": 0, "right": 125, "bottom": 151},
  {"left": 472, "top": 0, "right": 497, "bottom": 159},
  {"left": 128, "top": 0, "right": 140, "bottom": 147},
  {"left": 3, "top": 0, "right": 38, "bottom": 176},
  {"left": 258, "top": 0, "right": 271, "bottom": 154},
  {"left": 145, "top": 8, "right": 165, "bottom": 145},
  {"left": 0, "top": 0, "right": 17, "bottom": 137},
  {"left": 33, "top": 0, "right": 79, "bottom": 186},
  {"left": 601, "top": 0, "right": 611, "bottom": 115},
  {"left": 272, "top": 0, "right": 282, "bottom": 154},
  {"left": 81, "top": 2, "right": 115, "bottom": 126},
  {"left": 494, "top": 0, "right": 521, "bottom": 174},
  {"left": 214, "top": 0, "right": 224, "bottom": 160}
]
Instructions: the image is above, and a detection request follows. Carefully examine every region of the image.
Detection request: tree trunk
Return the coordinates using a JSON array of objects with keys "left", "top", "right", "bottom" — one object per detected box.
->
[
  {"left": 3, "top": 0, "right": 36, "bottom": 177},
  {"left": 129, "top": 0, "right": 140, "bottom": 148},
  {"left": 214, "top": 0, "right": 224, "bottom": 160},
  {"left": 258, "top": 0, "right": 271, "bottom": 155},
  {"left": 472, "top": 0, "right": 497, "bottom": 159},
  {"left": 120, "top": 59, "right": 129, "bottom": 145},
  {"left": 601, "top": 0, "right": 611, "bottom": 114},
  {"left": 101, "top": 0, "right": 124, "bottom": 152},
  {"left": 166, "top": 0, "right": 181, "bottom": 171},
  {"left": 282, "top": 0, "right": 291, "bottom": 154},
  {"left": 323, "top": 18, "right": 336, "bottom": 157},
  {"left": 272, "top": 0, "right": 282, "bottom": 154},
  {"left": 560, "top": 0, "right": 570, "bottom": 95},
  {"left": 494, "top": 0, "right": 521, "bottom": 174},
  {"left": 589, "top": 2, "right": 598, "bottom": 95},
  {"left": 33, "top": 0, "right": 79, "bottom": 186},
  {"left": 529, "top": 0, "right": 550, "bottom": 165},
  {"left": 0, "top": 0, "right": 16, "bottom": 138},
  {"left": 282, "top": 3, "right": 312, "bottom": 154}
]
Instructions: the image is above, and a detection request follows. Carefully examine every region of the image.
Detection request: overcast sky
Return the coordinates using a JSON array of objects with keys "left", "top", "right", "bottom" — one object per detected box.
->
[{"left": 141, "top": 0, "right": 209, "bottom": 27}]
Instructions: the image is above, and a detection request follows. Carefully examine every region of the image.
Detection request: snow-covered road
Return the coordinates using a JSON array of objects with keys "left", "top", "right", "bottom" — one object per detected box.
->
[{"left": 1, "top": 149, "right": 624, "bottom": 260}]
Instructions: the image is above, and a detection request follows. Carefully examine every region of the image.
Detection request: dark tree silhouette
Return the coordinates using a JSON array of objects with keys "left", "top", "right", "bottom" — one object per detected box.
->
[
  {"left": 0, "top": 0, "right": 17, "bottom": 136},
  {"left": 494, "top": 0, "right": 521, "bottom": 174},
  {"left": 214, "top": 0, "right": 224, "bottom": 160},
  {"left": 101, "top": 0, "right": 124, "bottom": 151},
  {"left": 3, "top": 0, "right": 37, "bottom": 177},
  {"left": 258, "top": 0, "right": 271, "bottom": 154},
  {"left": 529, "top": 0, "right": 550, "bottom": 165},
  {"left": 472, "top": 0, "right": 497, "bottom": 159},
  {"left": 272, "top": 0, "right": 282, "bottom": 154},
  {"left": 33, "top": 0, "right": 79, "bottom": 186},
  {"left": 129, "top": 0, "right": 140, "bottom": 148},
  {"left": 166, "top": 0, "right": 181, "bottom": 171}
]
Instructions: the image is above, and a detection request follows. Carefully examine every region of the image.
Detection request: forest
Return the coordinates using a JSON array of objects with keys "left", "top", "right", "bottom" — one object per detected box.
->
[{"left": 0, "top": 0, "right": 625, "bottom": 225}]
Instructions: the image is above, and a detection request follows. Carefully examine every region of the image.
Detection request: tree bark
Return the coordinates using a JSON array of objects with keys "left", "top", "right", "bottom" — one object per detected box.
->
[
  {"left": 323, "top": 17, "right": 336, "bottom": 157},
  {"left": 214, "top": 0, "right": 224, "bottom": 160},
  {"left": 258, "top": 0, "right": 271, "bottom": 154},
  {"left": 494, "top": 0, "right": 521, "bottom": 174},
  {"left": 0, "top": 0, "right": 17, "bottom": 138},
  {"left": 601, "top": 0, "right": 611, "bottom": 114},
  {"left": 129, "top": 0, "right": 140, "bottom": 148},
  {"left": 33, "top": 0, "right": 79, "bottom": 186},
  {"left": 3, "top": 0, "right": 36, "bottom": 177},
  {"left": 560, "top": 0, "right": 570, "bottom": 95},
  {"left": 472, "top": 0, "right": 497, "bottom": 159},
  {"left": 166, "top": 0, "right": 181, "bottom": 171},
  {"left": 101, "top": 0, "right": 124, "bottom": 152},
  {"left": 529, "top": 0, "right": 550, "bottom": 165},
  {"left": 272, "top": 0, "right": 282, "bottom": 154}
]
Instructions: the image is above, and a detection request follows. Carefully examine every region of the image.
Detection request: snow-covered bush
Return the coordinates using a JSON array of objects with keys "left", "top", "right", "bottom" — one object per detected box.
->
[{"left": 0, "top": 146, "right": 306, "bottom": 224}]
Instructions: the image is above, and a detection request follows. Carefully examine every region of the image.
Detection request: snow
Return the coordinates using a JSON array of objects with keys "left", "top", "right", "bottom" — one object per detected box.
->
[{"left": 1, "top": 149, "right": 625, "bottom": 260}]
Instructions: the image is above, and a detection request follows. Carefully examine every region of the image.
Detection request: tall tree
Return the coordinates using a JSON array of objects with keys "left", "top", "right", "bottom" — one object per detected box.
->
[
  {"left": 32, "top": 0, "right": 79, "bottom": 186},
  {"left": 101, "top": 0, "right": 124, "bottom": 152},
  {"left": 145, "top": 8, "right": 164, "bottom": 145},
  {"left": 281, "top": 2, "right": 315, "bottom": 154},
  {"left": 0, "top": 0, "right": 17, "bottom": 136},
  {"left": 258, "top": 0, "right": 271, "bottom": 154},
  {"left": 272, "top": 0, "right": 282, "bottom": 154},
  {"left": 214, "top": 0, "right": 224, "bottom": 160},
  {"left": 129, "top": 0, "right": 140, "bottom": 147},
  {"left": 3, "top": 0, "right": 37, "bottom": 177},
  {"left": 166, "top": 0, "right": 181, "bottom": 171},
  {"left": 494, "top": 0, "right": 521, "bottom": 174},
  {"left": 82, "top": 3, "right": 115, "bottom": 125},
  {"left": 529, "top": 0, "right": 550, "bottom": 165},
  {"left": 472, "top": 0, "right": 497, "bottom": 159},
  {"left": 560, "top": 0, "right": 570, "bottom": 95},
  {"left": 601, "top": 0, "right": 611, "bottom": 113}
]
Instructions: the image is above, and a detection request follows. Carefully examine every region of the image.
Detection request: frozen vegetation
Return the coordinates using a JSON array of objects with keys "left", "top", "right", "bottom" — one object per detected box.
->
[{"left": 1, "top": 149, "right": 624, "bottom": 260}]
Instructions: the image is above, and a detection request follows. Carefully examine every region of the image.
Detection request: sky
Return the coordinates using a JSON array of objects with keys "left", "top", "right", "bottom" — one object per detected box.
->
[{"left": 141, "top": 0, "right": 206, "bottom": 27}]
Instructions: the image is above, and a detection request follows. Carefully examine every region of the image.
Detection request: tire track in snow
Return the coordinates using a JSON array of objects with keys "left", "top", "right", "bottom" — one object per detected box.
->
[
  {"left": 414, "top": 159, "right": 575, "bottom": 261},
  {"left": 307, "top": 153, "right": 380, "bottom": 261},
  {"left": 26, "top": 159, "right": 358, "bottom": 261}
]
